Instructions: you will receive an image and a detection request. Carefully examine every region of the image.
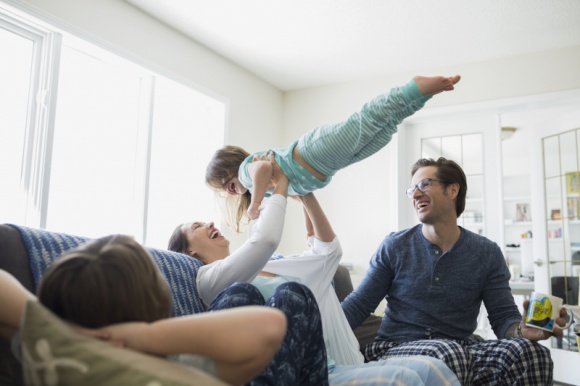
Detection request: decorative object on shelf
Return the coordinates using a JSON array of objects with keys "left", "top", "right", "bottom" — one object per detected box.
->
[
  {"left": 462, "top": 210, "right": 482, "bottom": 223},
  {"left": 516, "top": 203, "right": 531, "bottom": 222},
  {"left": 547, "top": 228, "right": 562, "bottom": 239},
  {"left": 566, "top": 171, "right": 580, "bottom": 194},
  {"left": 551, "top": 209, "right": 561, "bottom": 220},
  {"left": 509, "top": 264, "right": 521, "bottom": 281},
  {"left": 520, "top": 238, "right": 534, "bottom": 278},
  {"left": 501, "top": 126, "right": 517, "bottom": 141},
  {"left": 567, "top": 197, "right": 580, "bottom": 219}
]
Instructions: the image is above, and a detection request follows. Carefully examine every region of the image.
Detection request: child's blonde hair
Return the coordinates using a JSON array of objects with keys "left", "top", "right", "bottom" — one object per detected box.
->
[{"left": 205, "top": 145, "right": 252, "bottom": 233}]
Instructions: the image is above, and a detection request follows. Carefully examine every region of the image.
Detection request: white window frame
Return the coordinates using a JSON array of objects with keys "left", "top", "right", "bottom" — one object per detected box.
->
[{"left": 0, "top": 3, "right": 225, "bottom": 246}]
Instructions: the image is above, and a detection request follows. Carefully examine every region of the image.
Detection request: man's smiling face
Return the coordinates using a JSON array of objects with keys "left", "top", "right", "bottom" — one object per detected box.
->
[{"left": 410, "top": 166, "right": 456, "bottom": 225}]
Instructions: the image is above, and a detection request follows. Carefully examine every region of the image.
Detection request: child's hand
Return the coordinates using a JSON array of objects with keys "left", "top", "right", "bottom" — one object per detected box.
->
[{"left": 248, "top": 201, "right": 261, "bottom": 220}]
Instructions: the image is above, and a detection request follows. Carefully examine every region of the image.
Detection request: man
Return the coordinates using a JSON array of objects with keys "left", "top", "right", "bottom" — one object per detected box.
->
[{"left": 342, "top": 157, "right": 564, "bottom": 385}]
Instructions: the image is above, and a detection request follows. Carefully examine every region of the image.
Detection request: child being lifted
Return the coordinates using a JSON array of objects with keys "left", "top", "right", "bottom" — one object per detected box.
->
[{"left": 206, "top": 75, "right": 461, "bottom": 232}]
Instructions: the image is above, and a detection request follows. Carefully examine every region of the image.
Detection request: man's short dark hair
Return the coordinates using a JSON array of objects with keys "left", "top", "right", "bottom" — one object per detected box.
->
[{"left": 411, "top": 157, "right": 467, "bottom": 218}]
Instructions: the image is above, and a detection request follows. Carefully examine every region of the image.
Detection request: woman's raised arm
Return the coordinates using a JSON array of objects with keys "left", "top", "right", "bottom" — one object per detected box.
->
[{"left": 0, "top": 270, "right": 35, "bottom": 340}]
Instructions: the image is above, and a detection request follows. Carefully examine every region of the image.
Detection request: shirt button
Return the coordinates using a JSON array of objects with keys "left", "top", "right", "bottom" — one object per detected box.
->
[
  {"left": 434, "top": 250, "right": 440, "bottom": 255},
  {"left": 435, "top": 277, "right": 440, "bottom": 281}
]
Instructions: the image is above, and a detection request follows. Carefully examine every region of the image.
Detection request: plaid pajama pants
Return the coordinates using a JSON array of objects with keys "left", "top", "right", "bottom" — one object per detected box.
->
[{"left": 365, "top": 338, "right": 553, "bottom": 386}]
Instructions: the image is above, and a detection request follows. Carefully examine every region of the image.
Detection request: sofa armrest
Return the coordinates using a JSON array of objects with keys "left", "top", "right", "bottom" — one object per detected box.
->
[
  {"left": 0, "top": 224, "right": 34, "bottom": 291},
  {"left": 333, "top": 264, "right": 381, "bottom": 354},
  {"left": 0, "top": 224, "right": 33, "bottom": 385},
  {"left": 333, "top": 264, "right": 354, "bottom": 302}
]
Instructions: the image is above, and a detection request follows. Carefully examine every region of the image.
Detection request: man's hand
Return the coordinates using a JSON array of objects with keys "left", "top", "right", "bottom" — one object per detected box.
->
[{"left": 519, "top": 299, "right": 568, "bottom": 341}]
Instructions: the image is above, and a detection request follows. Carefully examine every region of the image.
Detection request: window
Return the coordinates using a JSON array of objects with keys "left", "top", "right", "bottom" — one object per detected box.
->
[
  {"left": 0, "top": 4, "right": 225, "bottom": 248},
  {"left": 421, "top": 133, "right": 485, "bottom": 235},
  {"left": 0, "top": 24, "right": 33, "bottom": 225},
  {"left": 146, "top": 77, "right": 225, "bottom": 248}
]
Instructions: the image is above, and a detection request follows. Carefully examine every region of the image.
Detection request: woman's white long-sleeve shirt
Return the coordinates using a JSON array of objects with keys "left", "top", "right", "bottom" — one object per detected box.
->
[
  {"left": 262, "top": 237, "right": 364, "bottom": 366},
  {"left": 196, "top": 194, "right": 288, "bottom": 306}
]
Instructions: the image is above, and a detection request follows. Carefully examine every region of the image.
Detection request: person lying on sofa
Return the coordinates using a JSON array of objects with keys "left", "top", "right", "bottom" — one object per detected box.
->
[
  {"left": 168, "top": 152, "right": 460, "bottom": 386},
  {"left": 341, "top": 157, "right": 565, "bottom": 385},
  {"left": 0, "top": 234, "right": 293, "bottom": 386}
]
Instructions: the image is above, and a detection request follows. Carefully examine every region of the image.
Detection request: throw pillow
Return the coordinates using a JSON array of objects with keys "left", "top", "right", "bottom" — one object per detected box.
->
[{"left": 20, "top": 300, "right": 227, "bottom": 386}]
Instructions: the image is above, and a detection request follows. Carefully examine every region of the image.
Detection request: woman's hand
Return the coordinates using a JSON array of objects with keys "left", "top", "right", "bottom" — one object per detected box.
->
[
  {"left": 71, "top": 325, "right": 126, "bottom": 348},
  {"left": 252, "top": 151, "right": 288, "bottom": 195},
  {"left": 248, "top": 202, "right": 261, "bottom": 220}
]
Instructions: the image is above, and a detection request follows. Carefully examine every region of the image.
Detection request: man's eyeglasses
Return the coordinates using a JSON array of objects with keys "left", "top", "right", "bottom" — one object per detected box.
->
[{"left": 406, "top": 178, "right": 447, "bottom": 198}]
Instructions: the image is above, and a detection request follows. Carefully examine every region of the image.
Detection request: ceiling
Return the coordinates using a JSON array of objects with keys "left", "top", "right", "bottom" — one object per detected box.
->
[{"left": 126, "top": 0, "right": 580, "bottom": 91}]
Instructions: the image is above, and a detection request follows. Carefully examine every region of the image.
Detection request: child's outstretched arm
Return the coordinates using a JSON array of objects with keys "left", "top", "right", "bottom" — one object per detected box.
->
[
  {"left": 93, "top": 306, "right": 286, "bottom": 385},
  {"left": 0, "top": 269, "right": 36, "bottom": 341},
  {"left": 247, "top": 159, "right": 274, "bottom": 219}
]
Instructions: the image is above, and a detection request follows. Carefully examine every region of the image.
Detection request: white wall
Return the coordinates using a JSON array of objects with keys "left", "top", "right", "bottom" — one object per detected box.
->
[
  {"left": 281, "top": 44, "right": 580, "bottom": 279},
  {"left": 7, "top": 0, "right": 284, "bottom": 247},
  {"left": 10, "top": 0, "right": 580, "bottom": 274}
]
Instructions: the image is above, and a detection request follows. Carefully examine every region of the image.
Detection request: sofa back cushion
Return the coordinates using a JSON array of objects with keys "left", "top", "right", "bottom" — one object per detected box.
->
[{"left": 9, "top": 224, "right": 206, "bottom": 316}]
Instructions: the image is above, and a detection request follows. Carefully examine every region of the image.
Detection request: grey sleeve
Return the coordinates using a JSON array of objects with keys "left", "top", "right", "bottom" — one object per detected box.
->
[
  {"left": 169, "top": 354, "right": 217, "bottom": 376},
  {"left": 10, "top": 330, "right": 22, "bottom": 363}
]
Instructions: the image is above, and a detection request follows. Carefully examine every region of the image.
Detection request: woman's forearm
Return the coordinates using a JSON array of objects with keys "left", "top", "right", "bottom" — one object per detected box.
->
[
  {"left": 0, "top": 270, "right": 35, "bottom": 339},
  {"left": 197, "top": 194, "right": 288, "bottom": 304},
  {"left": 100, "top": 307, "right": 286, "bottom": 386},
  {"left": 103, "top": 307, "right": 285, "bottom": 358},
  {"left": 299, "top": 193, "right": 335, "bottom": 242}
]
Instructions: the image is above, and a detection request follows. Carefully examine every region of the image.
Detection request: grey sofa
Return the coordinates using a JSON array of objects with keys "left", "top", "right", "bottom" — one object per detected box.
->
[{"left": 0, "top": 223, "right": 381, "bottom": 384}]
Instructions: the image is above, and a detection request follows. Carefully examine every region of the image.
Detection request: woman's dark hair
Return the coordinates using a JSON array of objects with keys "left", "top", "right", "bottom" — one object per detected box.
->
[
  {"left": 38, "top": 235, "right": 172, "bottom": 328},
  {"left": 411, "top": 157, "right": 467, "bottom": 218},
  {"left": 205, "top": 145, "right": 252, "bottom": 233},
  {"left": 168, "top": 224, "right": 189, "bottom": 255}
]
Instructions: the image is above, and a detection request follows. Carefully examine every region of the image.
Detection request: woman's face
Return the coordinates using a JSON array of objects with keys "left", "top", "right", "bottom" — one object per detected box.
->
[
  {"left": 223, "top": 177, "right": 247, "bottom": 196},
  {"left": 181, "top": 221, "right": 230, "bottom": 264}
]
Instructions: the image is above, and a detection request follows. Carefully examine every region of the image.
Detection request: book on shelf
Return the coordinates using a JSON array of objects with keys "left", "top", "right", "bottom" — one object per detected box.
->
[
  {"left": 567, "top": 196, "right": 580, "bottom": 220},
  {"left": 566, "top": 171, "right": 580, "bottom": 194}
]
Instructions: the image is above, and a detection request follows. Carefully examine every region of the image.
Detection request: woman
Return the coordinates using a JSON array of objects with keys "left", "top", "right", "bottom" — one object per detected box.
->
[
  {"left": 172, "top": 163, "right": 329, "bottom": 385},
  {"left": 169, "top": 153, "right": 460, "bottom": 386},
  {"left": 0, "top": 235, "right": 287, "bottom": 386}
]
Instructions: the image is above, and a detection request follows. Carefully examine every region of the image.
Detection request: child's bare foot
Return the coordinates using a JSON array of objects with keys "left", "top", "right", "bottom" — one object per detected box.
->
[{"left": 415, "top": 75, "right": 461, "bottom": 96}]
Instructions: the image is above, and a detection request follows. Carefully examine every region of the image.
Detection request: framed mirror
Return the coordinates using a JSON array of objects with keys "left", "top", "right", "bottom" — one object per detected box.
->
[{"left": 542, "top": 128, "right": 580, "bottom": 351}]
